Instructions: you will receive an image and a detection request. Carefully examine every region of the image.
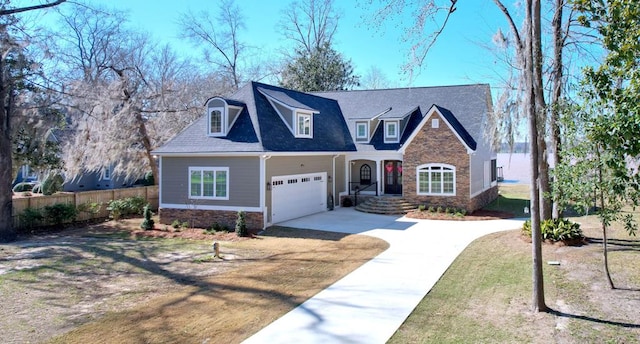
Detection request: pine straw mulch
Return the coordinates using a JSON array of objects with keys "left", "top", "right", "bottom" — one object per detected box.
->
[{"left": 405, "top": 209, "right": 516, "bottom": 221}]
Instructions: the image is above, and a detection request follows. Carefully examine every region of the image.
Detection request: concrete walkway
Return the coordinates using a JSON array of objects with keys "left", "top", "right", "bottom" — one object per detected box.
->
[{"left": 243, "top": 208, "right": 524, "bottom": 344}]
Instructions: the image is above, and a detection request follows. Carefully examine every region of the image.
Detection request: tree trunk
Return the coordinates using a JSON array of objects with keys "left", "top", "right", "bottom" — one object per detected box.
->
[
  {"left": 135, "top": 111, "right": 159, "bottom": 186},
  {"left": 550, "top": 0, "right": 564, "bottom": 219},
  {"left": 529, "top": 0, "right": 548, "bottom": 312},
  {"left": 538, "top": 140, "right": 552, "bottom": 221},
  {"left": 0, "top": 54, "right": 16, "bottom": 242},
  {"left": 596, "top": 148, "right": 615, "bottom": 289},
  {"left": 531, "top": 0, "right": 551, "bottom": 223}
]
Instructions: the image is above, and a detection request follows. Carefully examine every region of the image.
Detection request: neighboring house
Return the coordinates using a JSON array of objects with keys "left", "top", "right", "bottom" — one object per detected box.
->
[
  {"left": 62, "top": 164, "right": 140, "bottom": 192},
  {"left": 13, "top": 165, "right": 39, "bottom": 185},
  {"left": 13, "top": 129, "right": 141, "bottom": 192},
  {"left": 154, "top": 82, "right": 498, "bottom": 230}
]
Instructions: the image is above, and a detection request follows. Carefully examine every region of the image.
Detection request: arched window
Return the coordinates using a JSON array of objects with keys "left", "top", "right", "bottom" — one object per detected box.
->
[
  {"left": 209, "top": 109, "right": 223, "bottom": 135},
  {"left": 416, "top": 164, "right": 455, "bottom": 195},
  {"left": 360, "top": 164, "right": 371, "bottom": 185}
]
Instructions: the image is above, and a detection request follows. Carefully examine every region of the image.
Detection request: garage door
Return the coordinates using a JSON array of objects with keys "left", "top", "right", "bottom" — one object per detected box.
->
[{"left": 271, "top": 172, "right": 327, "bottom": 224}]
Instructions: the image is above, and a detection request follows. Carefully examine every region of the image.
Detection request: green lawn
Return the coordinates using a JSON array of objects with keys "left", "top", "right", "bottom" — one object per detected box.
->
[
  {"left": 390, "top": 183, "right": 640, "bottom": 343},
  {"left": 483, "top": 183, "right": 531, "bottom": 217}
]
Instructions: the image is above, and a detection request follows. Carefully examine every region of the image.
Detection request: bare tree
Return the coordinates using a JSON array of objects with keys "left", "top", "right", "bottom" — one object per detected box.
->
[
  {"left": 53, "top": 5, "right": 203, "bottom": 187},
  {"left": 279, "top": 0, "right": 340, "bottom": 55},
  {"left": 360, "top": 66, "right": 391, "bottom": 89},
  {"left": 178, "top": 0, "right": 245, "bottom": 89},
  {"left": 366, "top": 0, "right": 457, "bottom": 82}
]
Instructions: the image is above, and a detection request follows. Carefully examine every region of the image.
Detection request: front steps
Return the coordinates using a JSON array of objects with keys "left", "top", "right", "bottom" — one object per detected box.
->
[{"left": 354, "top": 196, "right": 417, "bottom": 215}]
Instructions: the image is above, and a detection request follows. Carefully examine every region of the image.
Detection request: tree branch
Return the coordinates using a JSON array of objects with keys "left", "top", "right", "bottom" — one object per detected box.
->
[{"left": 0, "top": 0, "right": 66, "bottom": 16}]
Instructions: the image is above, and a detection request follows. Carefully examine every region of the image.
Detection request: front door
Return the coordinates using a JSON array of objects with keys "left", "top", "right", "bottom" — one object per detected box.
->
[{"left": 384, "top": 160, "right": 402, "bottom": 195}]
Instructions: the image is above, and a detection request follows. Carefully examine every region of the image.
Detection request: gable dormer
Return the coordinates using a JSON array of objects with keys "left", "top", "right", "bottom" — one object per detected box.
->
[
  {"left": 206, "top": 97, "right": 244, "bottom": 137},
  {"left": 258, "top": 87, "right": 318, "bottom": 139}
]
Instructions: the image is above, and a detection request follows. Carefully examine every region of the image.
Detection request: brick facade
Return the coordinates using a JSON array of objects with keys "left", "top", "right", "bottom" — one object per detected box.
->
[
  {"left": 159, "top": 208, "right": 263, "bottom": 231},
  {"left": 468, "top": 186, "right": 499, "bottom": 213},
  {"left": 402, "top": 113, "right": 474, "bottom": 211}
]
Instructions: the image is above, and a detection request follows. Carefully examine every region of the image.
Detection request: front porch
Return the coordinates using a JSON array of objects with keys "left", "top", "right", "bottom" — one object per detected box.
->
[{"left": 347, "top": 158, "right": 404, "bottom": 197}]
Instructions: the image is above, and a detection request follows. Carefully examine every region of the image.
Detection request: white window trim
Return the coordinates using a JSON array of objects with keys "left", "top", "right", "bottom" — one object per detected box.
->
[
  {"left": 356, "top": 121, "right": 369, "bottom": 141},
  {"left": 188, "top": 166, "right": 230, "bottom": 200},
  {"left": 102, "top": 166, "right": 111, "bottom": 181},
  {"left": 295, "top": 111, "right": 313, "bottom": 138},
  {"left": 416, "top": 163, "right": 456, "bottom": 196},
  {"left": 208, "top": 107, "right": 226, "bottom": 137},
  {"left": 384, "top": 120, "right": 399, "bottom": 143}
]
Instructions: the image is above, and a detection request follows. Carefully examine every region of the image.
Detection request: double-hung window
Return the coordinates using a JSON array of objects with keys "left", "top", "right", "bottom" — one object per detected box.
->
[
  {"left": 102, "top": 166, "right": 111, "bottom": 180},
  {"left": 384, "top": 120, "right": 399, "bottom": 143},
  {"left": 356, "top": 121, "right": 368, "bottom": 141},
  {"left": 296, "top": 112, "right": 312, "bottom": 138},
  {"left": 417, "top": 164, "right": 456, "bottom": 196},
  {"left": 189, "top": 167, "right": 229, "bottom": 200},
  {"left": 209, "top": 108, "right": 225, "bottom": 136}
]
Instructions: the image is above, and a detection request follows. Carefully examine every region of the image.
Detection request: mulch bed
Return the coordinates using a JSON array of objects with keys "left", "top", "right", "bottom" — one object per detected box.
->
[
  {"left": 130, "top": 227, "right": 255, "bottom": 241},
  {"left": 405, "top": 209, "right": 516, "bottom": 221}
]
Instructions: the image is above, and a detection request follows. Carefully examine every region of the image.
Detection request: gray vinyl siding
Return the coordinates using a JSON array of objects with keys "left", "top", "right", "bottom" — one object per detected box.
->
[
  {"left": 161, "top": 156, "right": 260, "bottom": 207},
  {"left": 469, "top": 129, "right": 495, "bottom": 196}
]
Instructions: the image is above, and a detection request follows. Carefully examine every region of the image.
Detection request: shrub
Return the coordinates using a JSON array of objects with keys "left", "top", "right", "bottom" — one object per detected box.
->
[
  {"left": 171, "top": 219, "right": 181, "bottom": 229},
  {"left": 428, "top": 206, "right": 436, "bottom": 213},
  {"left": 143, "top": 171, "right": 155, "bottom": 186},
  {"left": 12, "top": 182, "right": 34, "bottom": 193},
  {"left": 19, "top": 207, "right": 44, "bottom": 231},
  {"left": 107, "top": 196, "right": 146, "bottom": 220},
  {"left": 341, "top": 196, "right": 353, "bottom": 207},
  {"left": 41, "top": 173, "right": 64, "bottom": 195},
  {"left": 418, "top": 204, "right": 426, "bottom": 212},
  {"left": 210, "top": 223, "right": 229, "bottom": 232},
  {"left": 77, "top": 202, "right": 102, "bottom": 215},
  {"left": 140, "top": 204, "right": 155, "bottom": 230},
  {"left": 522, "top": 218, "right": 583, "bottom": 242},
  {"left": 436, "top": 206, "right": 443, "bottom": 213},
  {"left": 235, "top": 211, "right": 248, "bottom": 237},
  {"left": 43, "top": 203, "right": 77, "bottom": 227}
]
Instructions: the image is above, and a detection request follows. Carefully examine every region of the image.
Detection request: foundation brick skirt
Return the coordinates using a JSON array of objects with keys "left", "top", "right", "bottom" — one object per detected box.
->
[{"left": 159, "top": 208, "right": 263, "bottom": 231}]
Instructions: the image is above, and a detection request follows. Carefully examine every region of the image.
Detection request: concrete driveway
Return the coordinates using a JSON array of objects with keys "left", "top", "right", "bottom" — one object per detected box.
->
[{"left": 243, "top": 207, "right": 524, "bottom": 344}]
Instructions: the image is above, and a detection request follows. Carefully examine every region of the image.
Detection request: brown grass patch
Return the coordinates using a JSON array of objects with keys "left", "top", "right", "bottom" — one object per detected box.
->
[{"left": 12, "top": 221, "right": 387, "bottom": 344}]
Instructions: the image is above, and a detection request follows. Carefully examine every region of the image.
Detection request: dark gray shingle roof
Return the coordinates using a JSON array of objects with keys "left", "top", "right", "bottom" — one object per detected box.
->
[
  {"left": 314, "top": 84, "right": 491, "bottom": 151},
  {"left": 154, "top": 82, "right": 356, "bottom": 154}
]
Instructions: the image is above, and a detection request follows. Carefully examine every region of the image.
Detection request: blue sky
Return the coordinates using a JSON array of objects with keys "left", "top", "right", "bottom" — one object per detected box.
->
[{"left": 31, "top": 1, "right": 517, "bottom": 89}]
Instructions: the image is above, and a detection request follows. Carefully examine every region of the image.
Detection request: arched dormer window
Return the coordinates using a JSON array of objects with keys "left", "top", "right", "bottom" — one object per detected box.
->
[
  {"left": 206, "top": 97, "right": 243, "bottom": 137},
  {"left": 360, "top": 164, "right": 371, "bottom": 185},
  {"left": 416, "top": 163, "right": 456, "bottom": 196}
]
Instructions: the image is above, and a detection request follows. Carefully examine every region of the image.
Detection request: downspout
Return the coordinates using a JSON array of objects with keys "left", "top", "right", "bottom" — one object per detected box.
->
[{"left": 261, "top": 154, "right": 272, "bottom": 229}]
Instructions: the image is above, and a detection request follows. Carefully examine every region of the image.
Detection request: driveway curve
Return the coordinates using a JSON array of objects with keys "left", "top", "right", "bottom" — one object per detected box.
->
[{"left": 243, "top": 207, "right": 524, "bottom": 344}]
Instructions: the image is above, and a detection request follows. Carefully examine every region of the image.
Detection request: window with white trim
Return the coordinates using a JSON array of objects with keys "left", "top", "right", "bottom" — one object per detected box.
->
[
  {"left": 209, "top": 108, "right": 225, "bottom": 136},
  {"left": 417, "top": 164, "right": 456, "bottom": 196},
  {"left": 384, "top": 120, "right": 399, "bottom": 143},
  {"left": 296, "top": 112, "right": 312, "bottom": 138},
  {"left": 102, "top": 166, "right": 111, "bottom": 180},
  {"left": 189, "top": 167, "right": 229, "bottom": 200},
  {"left": 356, "top": 121, "right": 368, "bottom": 141}
]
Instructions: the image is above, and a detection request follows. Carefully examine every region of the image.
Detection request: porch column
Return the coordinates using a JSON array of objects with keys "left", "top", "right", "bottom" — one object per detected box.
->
[{"left": 376, "top": 159, "right": 382, "bottom": 195}]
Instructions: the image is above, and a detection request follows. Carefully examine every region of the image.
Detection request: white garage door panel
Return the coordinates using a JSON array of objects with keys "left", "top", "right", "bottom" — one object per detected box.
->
[{"left": 272, "top": 173, "right": 327, "bottom": 224}]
